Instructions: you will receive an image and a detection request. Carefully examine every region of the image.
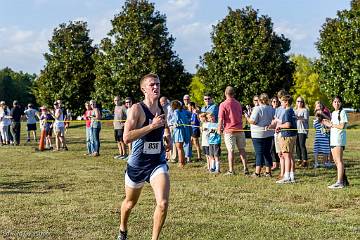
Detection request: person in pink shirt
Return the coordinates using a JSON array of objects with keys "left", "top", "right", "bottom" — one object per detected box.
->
[
  {"left": 83, "top": 101, "right": 92, "bottom": 155},
  {"left": 218, "top": 86, "right": 249, "bottom": 175}
]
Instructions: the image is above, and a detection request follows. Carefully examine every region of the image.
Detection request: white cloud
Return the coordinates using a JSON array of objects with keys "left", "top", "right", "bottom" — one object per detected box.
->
[
  {"left": 0, "top": 26, "right": 51, "bottom": 73},
  {"left": 9, "top": 30, "right": 34, "bottom": 43},
  {"left": 89, "top": 15, "right": 113, "bottom": 44},
  {"left": 160, "top": 0, "right": 199, "bottom": 23},
  {"left": 171, "top": 21, "right": 213, "bottom": 72},
  {"left": 73, "top": 17, "right": 88, "bottom": 23},
  {"left": 274, "top": 22, "right": 308, "bottom": 41}
]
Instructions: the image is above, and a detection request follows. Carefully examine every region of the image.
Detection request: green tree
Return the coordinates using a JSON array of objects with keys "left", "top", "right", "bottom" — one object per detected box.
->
[
  {"left": 0, "top": 67, "right": 36, "bottom": 106},
  {"left": 92, "top": 0, "right": 191, "bottom": 109},
  {"left": 316, "top": 0, "right": 360, "bottom": 108},
  {"left": 33, "top": 21, "right": 96, "bottom": 115},
  {"left": 197, "top": 6, "right": 294, "bottom": 105},
  {"left": 189, "top": 75, "right": 205, "bottom": 106},
  {"left": 290, "top": 55, "right": 328, "bottom": 112}
]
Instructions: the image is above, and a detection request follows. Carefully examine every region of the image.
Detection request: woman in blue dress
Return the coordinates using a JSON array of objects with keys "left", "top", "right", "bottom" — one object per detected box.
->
[
  {"left": 313, "top": 109, "right": 331, "bottom": 168},
  {"left": 171, "top": 100, "right": 191, "bottom": 168}
]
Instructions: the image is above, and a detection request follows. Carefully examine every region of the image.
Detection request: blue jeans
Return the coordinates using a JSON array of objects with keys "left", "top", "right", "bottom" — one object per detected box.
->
[
  {"left": 86, "top": 127, "right": 92, "bottom": 154},
  {"left": 91, "top": 127, "right": 101, "bottom": 153},
  {"left": 252, "top": 137, "right": 273, "bottom": 167}
]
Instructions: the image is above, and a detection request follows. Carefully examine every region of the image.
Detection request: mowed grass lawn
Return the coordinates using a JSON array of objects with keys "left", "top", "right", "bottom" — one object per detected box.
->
[{"left": 1, "top": 117, "right": 360, "bottom": 240}]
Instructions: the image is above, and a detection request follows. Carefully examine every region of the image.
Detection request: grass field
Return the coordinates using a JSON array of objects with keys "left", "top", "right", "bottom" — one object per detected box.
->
[{"left": 0, "top": 118, "right": 359, "bottom": 240}]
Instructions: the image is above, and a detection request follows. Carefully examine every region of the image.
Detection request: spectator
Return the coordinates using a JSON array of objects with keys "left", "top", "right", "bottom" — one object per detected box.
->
[
  {"left": 171, "top": 100, "right": 191, "bottom": 168},
  {"left": 199, "top": 113, "right": 211, "bottom": 171},
  {"left": 0, "top": 101, "right": 11, "bottom": 145},
  {"left": 245, "top": 93, "right": 275, "bottom": 177},
  {"left": 201, "top": 93, "right": 219, "bottom": 122},
  {"left": 295, "top": 97, "right": 309, "bottom": 168},
  {"left": 124, "top": 97, "right": 133, "bottom": 154},
  {"left": 90, "top": 100, "right": 102, "bottom": 156},
  {"left": 270, "top": 96, "right": 280, "bottom": 169},
  {"left": 113, "top": 96, "right": 128, "bottom": 160},
  {"left": 24, "top": 103, "right": 39, "bottom": 143},
  {"left": 83, "top": 102, "right": 92, "bottom": 156},
  {"left": 9, "top": 100, "right": 22, "bottom": 145},
  {"left": 183, "top": 94, "right": 191, "bottom": 108},
  {"left": 271, "top": 90, "right": 288, "bottom": 179},
  {"left": 322, "top": 96, "right": 349, "bottom": 189},
  {"left": 39, "top": 106, "right": 54, "bottom": 150},
  {"left": 160, "top": 96, "right": 176, "bottom": 162},
  {"left": 53, "top": 101, "right": 68, "bottom": 151},
  {"left": 313, "top": 108, "right": 331, "bottom": 168},
  {"left": 207, "top": 112, "right": 221, "bottom": 173},
  {"left": 315, "top": 101, "right": 331, "bottom": 118},
  {"left": 188, "top": 102, "right": 201, "bottom": 161},
  {"left": 275, "top": 95, "right": 297, "bottom": 184},
  {"left": 218, "top": 86, "right": 248, "bottom": 175}
]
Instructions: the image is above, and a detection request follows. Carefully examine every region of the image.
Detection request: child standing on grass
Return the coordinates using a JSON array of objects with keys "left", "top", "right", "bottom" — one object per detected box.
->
[
  {"left": 313, "top": 109, "right": 331, "bottom": 168},
  {"left": 322, "top": 96, "right": 349, "bottom": 189},
  {"left": 275, "top": 95, "right": 297, "bottom": 184},
  {"left": 189, "top": 102, "right": 202, "bottom": 161},
  {"left": 207, "top": 113, "right": 221, "bottom": 173},
  {"left": 199, "top": 113, "right": 210, "bottom": 171},
  {"left": 39, "top": 106, "right": 54, "bottom": 150}
]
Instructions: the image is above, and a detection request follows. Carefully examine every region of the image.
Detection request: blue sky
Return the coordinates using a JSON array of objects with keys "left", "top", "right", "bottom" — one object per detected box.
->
[{"left": 0, "top": 0, "right": 351, "bottom": 74}]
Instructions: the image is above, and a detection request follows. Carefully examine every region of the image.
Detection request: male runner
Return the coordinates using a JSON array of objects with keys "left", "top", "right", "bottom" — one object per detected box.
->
[{"left": 117, "top": 73, "right": 171, "bottom": 240}]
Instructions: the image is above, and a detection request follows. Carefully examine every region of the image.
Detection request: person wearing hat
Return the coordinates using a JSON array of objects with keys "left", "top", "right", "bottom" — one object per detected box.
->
[
  {"left": 24, "top": 103, "right": 39, "bottom": 143},
  {"left": 9, "top": 100, "right": 22, "bottom": 145},
  {"left": 40, "top": 106, "right": 54, "bottom": 149},
  {"left": 53, "top": 101, "right": 68, "bottom": 151}
]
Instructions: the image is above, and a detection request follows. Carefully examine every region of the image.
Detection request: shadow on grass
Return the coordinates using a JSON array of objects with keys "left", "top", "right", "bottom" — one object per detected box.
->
[
  {"left": 347, "top": 124, "right": 360, "bottom": 129},
  {"left": 0, "top": 180, "right": 72, "bottom": 195},
  {"left": 68, "top": 123, "right": 86, "bottom": 129}
]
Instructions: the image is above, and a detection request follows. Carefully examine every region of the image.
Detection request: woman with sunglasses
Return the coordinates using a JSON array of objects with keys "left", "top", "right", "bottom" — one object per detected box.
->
[{"left": 295, "top": 97, "right": 309, "bottom": 168}]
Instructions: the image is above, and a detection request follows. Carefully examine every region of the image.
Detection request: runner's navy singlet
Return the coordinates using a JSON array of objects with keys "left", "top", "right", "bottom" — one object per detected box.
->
[{"left": 126, "top": 102, "right": 166, "bottom": 183}]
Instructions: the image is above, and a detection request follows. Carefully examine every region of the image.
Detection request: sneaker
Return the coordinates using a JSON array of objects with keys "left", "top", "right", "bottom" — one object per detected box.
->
[
  {"left": 224, "top": 171, "right": 234, "bottom": 176},
  {"left": 114, "top": 155, "right": 122, "bottom": 159},
  {"left": 264, "top": 172, "right": 272, "bottom": 177},
  {"left": 301, "top": 161, "right": 308, "bottom": 168},
  {"left": 120, "top": 154, "right": 128, "bottom": 159},
  {"left": 324, "top": 161, "right": 334, "bottom": 168},
  {"left": 117, "top": 230, "right": 128, "bottom": 240},
  {"left": 328, "top": 182, "right": 345, "bottom": 189},
  {"left": 251, "top": 173, "right": 261, "bottom": 178},
  {"left": 289, "top": 178, "right": 296, "bottom": 183},
  {"left": 313, "top": 162, "right": 323, "bottom": 168},
  {"left": 276, "top": 178, "right": 292, "bottom": 184},
  {"left": 243, "top": 168, "right": 250, "bottom": 175}
]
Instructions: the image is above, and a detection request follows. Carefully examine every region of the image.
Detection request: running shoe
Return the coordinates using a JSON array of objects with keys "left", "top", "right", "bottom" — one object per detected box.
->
[
  {"left": 328, "top": 182, "right": 345, "bottom": 189},
  {"left": 117, "top": 230, "right": 127, "bottom": 240},
  {"left": 276, "top": 178, "right": 292, "bottom": 184}
]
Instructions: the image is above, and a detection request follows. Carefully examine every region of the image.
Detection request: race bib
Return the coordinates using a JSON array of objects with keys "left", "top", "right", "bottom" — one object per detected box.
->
[{"left": 143, "top": 141, "right": 161, "bottom": 154}]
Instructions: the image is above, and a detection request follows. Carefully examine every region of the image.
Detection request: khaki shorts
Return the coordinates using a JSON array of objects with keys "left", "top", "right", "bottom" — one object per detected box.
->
[
  {"left": 274, "top": 133, "right": 281, "bottom": 153},
  {"left": 280, "top": 136, "right": 296, "bottom": 153},
  {"left": 224, "top": 132, "right": 246, "bottom": 152}
]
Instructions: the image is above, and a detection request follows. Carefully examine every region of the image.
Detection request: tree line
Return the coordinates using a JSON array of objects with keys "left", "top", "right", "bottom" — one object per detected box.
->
[{"left": 1, "top": 0, "right": 359, "bottom": 115}]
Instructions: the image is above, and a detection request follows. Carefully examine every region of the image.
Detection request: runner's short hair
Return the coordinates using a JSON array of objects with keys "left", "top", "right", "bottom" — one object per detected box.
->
[{"left": 140, "top": 73, "right": 159, "bottom": 88}]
